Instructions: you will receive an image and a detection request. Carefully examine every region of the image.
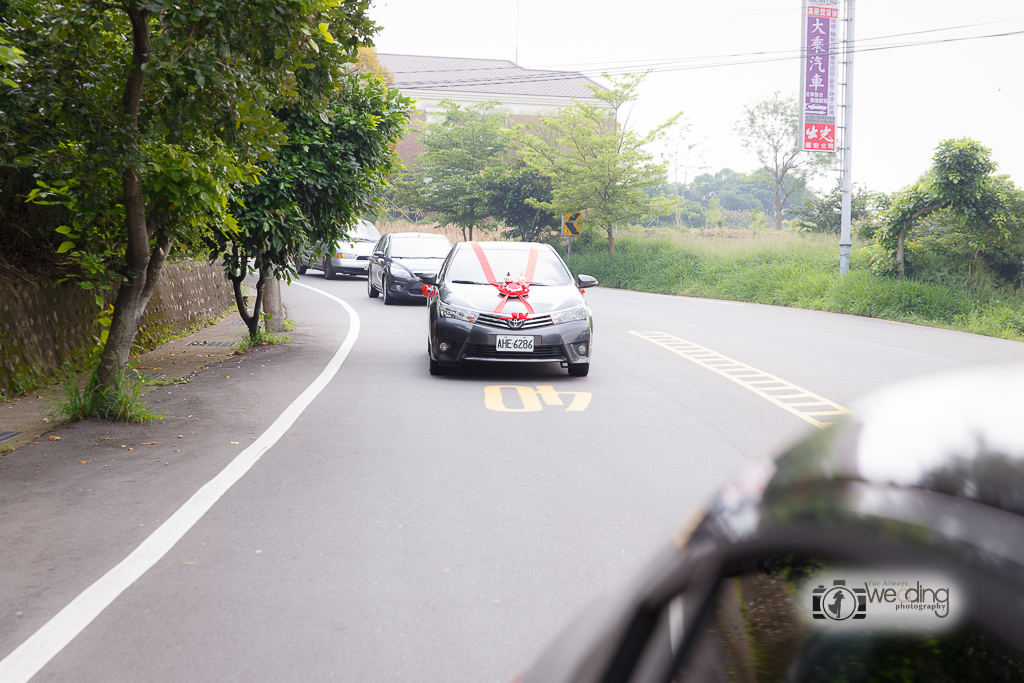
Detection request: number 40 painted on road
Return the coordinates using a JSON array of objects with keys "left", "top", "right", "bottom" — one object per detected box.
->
[{"left": 484, "top": 385, "right": 592, "bottom": 413}]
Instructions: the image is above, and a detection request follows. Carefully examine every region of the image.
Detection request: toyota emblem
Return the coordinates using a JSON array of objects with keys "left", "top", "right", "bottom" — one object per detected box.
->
[{"left": 506, "top": 317, "right": 525, "bottom": 329}]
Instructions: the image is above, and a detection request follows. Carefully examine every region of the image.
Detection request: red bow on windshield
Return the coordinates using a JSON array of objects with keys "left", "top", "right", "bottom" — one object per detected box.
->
[{"left": 470, "top": 242, "right": 538, "bottom": 316}]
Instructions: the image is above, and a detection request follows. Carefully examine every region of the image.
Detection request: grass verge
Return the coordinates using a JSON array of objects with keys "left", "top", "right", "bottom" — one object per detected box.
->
[
  {"left": 565, "top": 233, "right": 1024, "bottom": 341},
  {"left": 237, "top": 330, "right": 293, "bottom": 353}
]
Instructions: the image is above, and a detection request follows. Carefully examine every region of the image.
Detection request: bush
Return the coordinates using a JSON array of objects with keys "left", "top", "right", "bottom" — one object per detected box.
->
[
  {"left": 49, "top": 361, "right": 159, "bottom": 424},
  {"left": 563, "top": 233, "right": 1024, "bottom": 341}
]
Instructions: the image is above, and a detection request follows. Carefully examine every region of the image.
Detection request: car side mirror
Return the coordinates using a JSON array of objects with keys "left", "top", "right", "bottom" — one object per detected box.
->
[
  {"left": 576, "top": 274, "right": 599, "bottom": 289},
  {"left": 419, "top": 273, "right": 437, "bottom": 286},
  {"left": 373, "top": 250, "right": 385, "bottom": 259}
]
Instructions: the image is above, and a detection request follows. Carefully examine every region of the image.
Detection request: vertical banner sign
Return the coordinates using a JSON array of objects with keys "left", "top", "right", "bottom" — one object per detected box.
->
[{"left": 800, "top": 0, "right": 839, "bottom": 153}]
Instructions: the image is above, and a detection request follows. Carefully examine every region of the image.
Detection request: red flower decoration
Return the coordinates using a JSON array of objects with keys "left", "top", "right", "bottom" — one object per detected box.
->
[{"left": 495, "top": 281, "right": 530, "bottom": 298}]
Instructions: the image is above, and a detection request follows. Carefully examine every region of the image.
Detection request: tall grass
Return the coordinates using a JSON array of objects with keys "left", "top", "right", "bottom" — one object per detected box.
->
[
  {"left": 48, "top": 361, "right": 159, "bottom": 424},
  {"left": 565, "top": 233, "right": 1024, "bottom": 341}
]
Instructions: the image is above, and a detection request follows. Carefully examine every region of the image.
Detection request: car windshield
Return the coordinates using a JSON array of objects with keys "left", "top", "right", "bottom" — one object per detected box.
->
[
  {"left": 347, "top": 220, "right": 381, "bottom": 242},
  {"left": 445, "top": 246, "right": 571, "bottom": 286},
  {"left": 390, "top": 236, "right": 453, "bottom": 259}
]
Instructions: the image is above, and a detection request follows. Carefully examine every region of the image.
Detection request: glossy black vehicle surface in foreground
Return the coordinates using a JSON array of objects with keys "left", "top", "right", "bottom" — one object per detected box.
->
[
  {"left": 519, "top": 364, "right": 1024, "bottom": 683},
  {"left": 423, "top": 241, "right": 598, "bottom": 376},
  {"left": 367, "top": 232, "right": 453, "bottom": 304}
]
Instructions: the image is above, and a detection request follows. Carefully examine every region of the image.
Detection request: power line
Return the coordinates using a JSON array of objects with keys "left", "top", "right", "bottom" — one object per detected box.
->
[
  {"left": 392, "top": 28, "right": 1024, "bottom": 90},
  {"left": 607, "top": 28, "right": 1024, "bottom": 77},
  {"left": 530, "top": 17, "right": 1024, "bottom": 71}
]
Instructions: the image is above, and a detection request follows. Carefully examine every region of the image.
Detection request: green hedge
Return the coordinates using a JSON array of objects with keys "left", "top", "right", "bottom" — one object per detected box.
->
[{"left": 564, "top": 235, "right": 1024, "bottom": 341}]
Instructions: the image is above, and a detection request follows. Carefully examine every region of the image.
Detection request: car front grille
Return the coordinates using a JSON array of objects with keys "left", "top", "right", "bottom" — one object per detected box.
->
[
  {"left": 465, "top": 344, "right": 565, "bottom": 360},
  {"left": 356, "top": 255, "right": 369, "bottom": 260},
  {"left": 476, "top": 312, "right": 554, "bottom": 330}
]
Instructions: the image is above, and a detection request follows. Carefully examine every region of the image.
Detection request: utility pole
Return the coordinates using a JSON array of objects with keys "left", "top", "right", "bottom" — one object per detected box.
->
[
  {"left": 838, "top": 0, "right": 855, "bottom": 275},
  {"left": 515, "top": 1, "right": 520, "bottom": 64}
]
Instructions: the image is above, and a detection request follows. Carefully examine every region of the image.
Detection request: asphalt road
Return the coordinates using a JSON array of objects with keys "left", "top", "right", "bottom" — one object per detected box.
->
[{"left": 2, "top": 276, "right": 1024, "bottom": 682}]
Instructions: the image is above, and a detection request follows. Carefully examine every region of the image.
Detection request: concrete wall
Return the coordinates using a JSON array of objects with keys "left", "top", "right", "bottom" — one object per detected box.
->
[{"left": 0, "top": 260, "right": 235, "bottom": 396}]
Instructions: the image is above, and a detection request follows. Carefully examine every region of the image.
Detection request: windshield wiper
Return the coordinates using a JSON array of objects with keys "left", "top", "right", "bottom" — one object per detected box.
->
[{"left": 451, "top": 279, "right": 487, "bottom": 285}]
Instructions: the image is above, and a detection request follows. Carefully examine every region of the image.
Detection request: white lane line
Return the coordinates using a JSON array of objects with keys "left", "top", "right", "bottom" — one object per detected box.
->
[
  {"left": 0, "top": 282, "right": 357, "bottom": 683},
  {"left": 630, "top": 330, "right": 851, "bottom": 429}
]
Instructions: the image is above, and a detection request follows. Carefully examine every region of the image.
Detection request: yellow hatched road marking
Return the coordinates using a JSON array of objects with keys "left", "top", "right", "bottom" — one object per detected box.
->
[{"left": 629, "top": 330, "right": 851, "bottom": 429}]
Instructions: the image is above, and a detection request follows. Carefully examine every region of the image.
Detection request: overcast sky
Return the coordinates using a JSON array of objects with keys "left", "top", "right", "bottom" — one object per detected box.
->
[{"left": 368, "top": 0, "right": 1024, "bottom": 195}]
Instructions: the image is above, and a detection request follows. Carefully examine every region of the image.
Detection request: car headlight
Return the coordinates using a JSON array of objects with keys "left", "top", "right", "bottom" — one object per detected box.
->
[
  {"left": 438, "top": 302, "right": 479, "bottom": 323},
  {"left": 551, "top": 305, "right": 588, "bottom": 324},
  {"left": 337, "top": 252, "right": 358, "bottom": 259},
  {"left": 390, "top": 263, "right": 415, "bottom": 279}
]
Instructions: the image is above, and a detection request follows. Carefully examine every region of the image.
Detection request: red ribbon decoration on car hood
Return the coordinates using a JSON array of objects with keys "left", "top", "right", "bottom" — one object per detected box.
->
[{"left": 470, "top": 242, "right": 538, "bottom": 315}]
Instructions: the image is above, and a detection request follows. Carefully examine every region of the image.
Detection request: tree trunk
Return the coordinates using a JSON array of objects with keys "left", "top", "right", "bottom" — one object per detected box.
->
[
  {"left": 774, "top": 185, "right": 783, "bottom": 231},
  {"left": 96, "top": 2, "right": 154, "bottom": 390},
  {"left": 896, "top": 221, "right": 909, "bottom": 280},
  {"left": 231, "top": 249, "right": 268, "bottom": 340},
  {"left": 262, "top": 266, "right": 284, "bottom": 333},
  {"left": 608, "top": 227, "right": 615, "bottom": 257}
]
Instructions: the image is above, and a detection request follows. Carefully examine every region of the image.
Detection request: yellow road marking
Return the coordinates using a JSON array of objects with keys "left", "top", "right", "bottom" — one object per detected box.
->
[
  {"left": 484, "top": 385, "right": 543, "bottom": 412},
  {"left": 629, "top": 331, "right": 850, "bottom": 429},
  {"left": 484, "top": 385, "right": 592, "bottom": 413}
]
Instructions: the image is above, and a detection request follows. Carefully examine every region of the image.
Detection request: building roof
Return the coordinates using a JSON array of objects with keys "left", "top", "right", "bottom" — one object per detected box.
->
[{"left": 376, "top": 54, "right": 605, "bottom": 100}]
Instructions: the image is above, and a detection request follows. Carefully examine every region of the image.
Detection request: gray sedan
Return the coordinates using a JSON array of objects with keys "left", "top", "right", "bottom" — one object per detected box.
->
[
  {"left": 296, "top": 219, "right": 381, "bottom": 279},
  {"left": 421, "top": 241, "right": 598, "bottom": 376},
  {"left": 367, "top": 232, "right": 453, "bottom": 304}
]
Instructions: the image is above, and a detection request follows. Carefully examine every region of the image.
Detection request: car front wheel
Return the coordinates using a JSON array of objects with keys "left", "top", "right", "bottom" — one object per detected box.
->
[
  {"left": 323, "top": 258, "right": 336, "bottom": 280},
  {"left": 382, "top": 276, "right": 396, "bottom": 305},
  {"left": 367, "top": 272, "right": 379, "bottom": 298},
  {"left": 429, "top": 357, "right": 447, "bottom": 376}
]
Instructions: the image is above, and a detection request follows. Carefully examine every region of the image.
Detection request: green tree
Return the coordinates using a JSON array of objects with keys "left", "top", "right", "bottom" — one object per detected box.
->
[
  {"left": 399, "top": 100, "right": 508, "bottom": 241},
  {"left": 217, "top": 77, "right": 412, "bottom": 339},
  {"left": 516, "top": 73, "right": 678, "bottom": 256},
  {"left": 4, "top": 0, "right": 376, "bottom": 395},
  {"left": 705, "top": 197, "right": 724, "bottom": 232},
  {"left": 482, "top": 162, "right": 560, "bottom": 242},
  {"left": 735, "top": 92, "right": 830, "bottom": 230},
  {"left": 750, "top": 209, "right": 767, "bottom": 232},
  {"left": 0, "top": 24, "right": 25, "bottom": 86},
  {"left": 875, "top": 138, "right": 1007, "bottom": 279},
  {"left": 790, "top": 181, "right": 877, "bottom": 235},
  {"left": 686, "top": 168, "right": 783, "bottom": 213},
  {"left": 643, "top": 184, "right": 705, "bottom": 229},
  {"left": 660, "top": 118, "right": 706, "bottom": 229}
]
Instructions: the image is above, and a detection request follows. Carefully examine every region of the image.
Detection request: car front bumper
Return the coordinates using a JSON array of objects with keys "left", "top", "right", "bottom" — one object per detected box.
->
[
  {"left": 430, "top": 315, "right": 592, "bottom": 366},
  {"left": 386, "top": 276, "right": 430, "bottom": 301}
]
